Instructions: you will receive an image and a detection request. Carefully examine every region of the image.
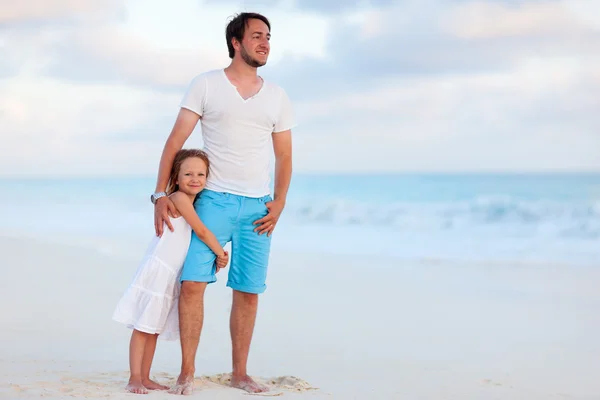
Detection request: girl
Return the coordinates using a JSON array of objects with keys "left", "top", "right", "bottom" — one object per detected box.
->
[{"left": 112, "top": 149, "right": 228, "bottom": 394}]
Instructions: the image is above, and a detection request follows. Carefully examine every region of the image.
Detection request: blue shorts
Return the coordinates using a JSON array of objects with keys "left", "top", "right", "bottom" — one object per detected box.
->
[{"left": 180, "top": 189, "right": 272, "bottom": 294}]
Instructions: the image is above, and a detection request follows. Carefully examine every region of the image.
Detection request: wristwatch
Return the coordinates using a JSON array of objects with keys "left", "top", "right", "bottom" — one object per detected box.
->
[{"left": 150, "top": 191, "right": 167, "bottom": 204}]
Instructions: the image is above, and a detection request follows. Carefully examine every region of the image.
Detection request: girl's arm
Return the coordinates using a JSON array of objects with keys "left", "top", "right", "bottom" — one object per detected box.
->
[{"left": 170, "top": 192, "right": 225, "bottom": 257}]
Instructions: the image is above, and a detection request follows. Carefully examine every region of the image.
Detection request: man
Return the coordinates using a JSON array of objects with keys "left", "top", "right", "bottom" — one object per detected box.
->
[{"left": 150, "top": 12, "right": 294, "bottom": 395}]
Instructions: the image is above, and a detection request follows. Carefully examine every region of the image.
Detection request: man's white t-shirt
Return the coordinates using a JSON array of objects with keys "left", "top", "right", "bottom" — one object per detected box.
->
[{"left": 179, "top": 69, "right": 295, "bottom": 198}]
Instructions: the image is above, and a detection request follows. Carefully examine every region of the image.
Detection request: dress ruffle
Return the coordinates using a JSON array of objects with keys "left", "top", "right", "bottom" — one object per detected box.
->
[{"left": 112, "top": 218, "right": 191, "bottom": 341}]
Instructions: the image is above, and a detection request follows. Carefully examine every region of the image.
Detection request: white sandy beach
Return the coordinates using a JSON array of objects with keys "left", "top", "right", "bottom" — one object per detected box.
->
[{"left": 1, "top": 233, "right": 599, "bottom": 399}]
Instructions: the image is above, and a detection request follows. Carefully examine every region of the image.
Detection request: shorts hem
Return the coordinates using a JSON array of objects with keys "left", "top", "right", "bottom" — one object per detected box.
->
[
  {"left": 180, "top": 274, "right": 216, "bottom": 284},
  {"left": 227, "top": 281, "right": 266, "bottom": 294}
]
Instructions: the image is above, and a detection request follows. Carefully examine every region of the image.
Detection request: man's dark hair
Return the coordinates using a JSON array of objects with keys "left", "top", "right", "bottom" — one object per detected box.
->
[{"left": 225, "top": 12, "right": 271, "bottom": 59}]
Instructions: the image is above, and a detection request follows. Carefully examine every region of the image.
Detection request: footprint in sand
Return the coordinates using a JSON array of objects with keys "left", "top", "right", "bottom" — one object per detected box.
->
[
  {"left": 201, "top": 373, "right": 317, "bottom": 394},
  {"left": 268, "top": 376, "right": 318, "bottom": 392},
  {"left": 481, "top": 378, "right": 503, "bottom": 386},
  {"left": 16, "top": 372, "right": 317, "bottom": 397},
  {"left": 10, "top": 384, "right": 26, "bottom": 393}
]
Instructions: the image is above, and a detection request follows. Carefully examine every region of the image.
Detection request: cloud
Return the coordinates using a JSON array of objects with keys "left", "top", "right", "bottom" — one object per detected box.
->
[
  {"left": 0, "top": 75, "right": 187, "bottom": 176},
  {"left": 0, "top": 0, "right": 330, "bottom": 91},
  {"left": 5, "top": 0, "right": 597, "bottom": 95},
  {"left": 0, "top": 0, "right": 120, "bottom": 24},
  {"left": 1, "top": 0, "right": 599, "bottom": 175},
  {"left": 289, "top": 56, "right": 600, "bottom": 172},
  {"left": 5, "top": 52, "right": 595, "bottom": 176},
  {"left": 43, "top": 25, "right": 228, "bottom": 91},
  {"left": 0, "top": 0, "right": 126, "bottom": 83},
  {"left": 296, "top": 55, "right": 600, "bottom": 133},
  {"left": 0, "top": 77, "right": 177, "bottom": 140},
  {"left": 263, "top": 0, "right": 600, "bottom": 103},
  {"left": 205, "top": 0, "right": 402, "bottom": 14},
  {"left": 441, "top": 1, "right": 593, "bottom": 38},
  {"left": 0, "top": 1, "right": 227, "bottom": 89}
]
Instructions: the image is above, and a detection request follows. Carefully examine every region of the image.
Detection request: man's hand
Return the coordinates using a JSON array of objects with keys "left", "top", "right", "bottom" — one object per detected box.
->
[
  {"left": 215, "top": 251, "right": 229, "bottom": 273},
  {"left": 253, "top": 199, "right": 285, "bottom": 237},
  {"left": 154, "top": 196, "right": 180, "bottom": 237}
]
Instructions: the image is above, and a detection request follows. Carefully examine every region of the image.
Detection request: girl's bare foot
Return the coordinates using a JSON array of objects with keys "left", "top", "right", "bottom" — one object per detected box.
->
[
  {"left": 231, "top": 375, "right": 269, "bottom": 393},
  {"left": 126, "top": 379, "right": 148, "bottom": 394},
  {"left": 142, "top": 379, "right": 169, "bottom": 391}
]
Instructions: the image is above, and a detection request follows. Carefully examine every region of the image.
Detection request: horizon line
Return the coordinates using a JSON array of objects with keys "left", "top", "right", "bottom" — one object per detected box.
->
[{"left": 1, "top": 169, "right": 600, "bottom": 179}]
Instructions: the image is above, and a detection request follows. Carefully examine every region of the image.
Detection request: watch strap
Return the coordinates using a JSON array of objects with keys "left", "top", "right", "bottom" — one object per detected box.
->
[{"left": 151, "top": 191, "right": 167, "bottom": 204}]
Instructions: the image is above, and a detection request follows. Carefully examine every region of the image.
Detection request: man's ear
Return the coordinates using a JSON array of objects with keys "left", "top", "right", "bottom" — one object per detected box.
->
[{"left": 232, "top": 37, "right": 241, "bottom": 52}]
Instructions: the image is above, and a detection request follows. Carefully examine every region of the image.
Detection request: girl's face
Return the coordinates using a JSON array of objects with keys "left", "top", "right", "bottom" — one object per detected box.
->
[{"left": 176, "top": 157, "right": 208, "bottom": 196}]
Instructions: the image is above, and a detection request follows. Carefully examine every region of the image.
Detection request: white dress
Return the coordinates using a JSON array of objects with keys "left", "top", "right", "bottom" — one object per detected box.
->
[{"left": 112, "top": 217, "right": 191, "bottom": 341}]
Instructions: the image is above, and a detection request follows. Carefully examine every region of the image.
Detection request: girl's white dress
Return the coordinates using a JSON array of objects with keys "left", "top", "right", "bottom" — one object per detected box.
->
[{"left": 112, "top": 217, "right": 191, "bottom": 341}]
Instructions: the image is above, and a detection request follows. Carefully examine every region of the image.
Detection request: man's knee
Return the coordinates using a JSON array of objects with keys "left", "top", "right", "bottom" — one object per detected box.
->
[
  {"left": 233, "top": 290, "right": 259, "bottom": 307},
  {"left": 181, "top": 281, "right": 207, "bottom": 300}
]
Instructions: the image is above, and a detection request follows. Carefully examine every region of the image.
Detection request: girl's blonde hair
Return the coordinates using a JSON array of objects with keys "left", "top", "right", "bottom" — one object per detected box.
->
[{"left": 165, "top": 149, "right": 210, "bottom": 195}]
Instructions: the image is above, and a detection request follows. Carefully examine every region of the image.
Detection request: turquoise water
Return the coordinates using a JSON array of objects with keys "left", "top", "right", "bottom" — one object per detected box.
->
[{"left": 3, "top": 173, "right": 599, "bottom": 264}]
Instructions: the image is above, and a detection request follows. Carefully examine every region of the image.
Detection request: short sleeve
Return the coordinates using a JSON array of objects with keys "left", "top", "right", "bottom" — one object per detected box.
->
[
  {"left": 274, "top": 89, "right": 296, "bottom": 133},
  {"left": 180, "top": 74, "right": 207, "bottom": 117}
]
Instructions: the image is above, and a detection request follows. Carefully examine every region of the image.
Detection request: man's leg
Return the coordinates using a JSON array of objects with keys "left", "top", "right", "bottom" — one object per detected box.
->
[
  {"left": 170, "top": 281, "right": 207, "bottom": 395},
  {"left": 227, "top": 194, "right": 272, "bottom": 393},
  {"left": 170, "top": 190, "right": 235, "bottom": 395},
  {"left": 231, "top": 291, "right": 258, "bottom": 375},
  {"left": 230, "top": 290, "right": 269, "bottom": 392}
]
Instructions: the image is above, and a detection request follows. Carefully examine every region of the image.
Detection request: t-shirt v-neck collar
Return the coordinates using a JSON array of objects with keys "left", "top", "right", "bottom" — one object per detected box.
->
[{"left": 222, "top": 69, "right": 265, "bottom": 103}]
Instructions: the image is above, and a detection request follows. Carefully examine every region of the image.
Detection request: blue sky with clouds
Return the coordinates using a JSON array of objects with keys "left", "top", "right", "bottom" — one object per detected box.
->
[{"left": 1, "top": 0, "right": 599, "bottom": 176}]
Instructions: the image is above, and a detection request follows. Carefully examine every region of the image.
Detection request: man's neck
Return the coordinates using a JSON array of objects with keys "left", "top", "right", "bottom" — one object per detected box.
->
[{"left": 225, "top": 59, "right": 259, "bottom": 82}]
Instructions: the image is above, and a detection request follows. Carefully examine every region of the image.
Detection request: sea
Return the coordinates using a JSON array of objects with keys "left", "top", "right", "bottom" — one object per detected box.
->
[{"left": 3, "top": 173, "right": 599, "bottom": 266}]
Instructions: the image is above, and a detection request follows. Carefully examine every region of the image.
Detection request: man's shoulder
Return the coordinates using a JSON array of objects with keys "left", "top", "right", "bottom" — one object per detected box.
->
[
  {"left": 262, "top": 78, "right": 290, "bottom": 99},
  {"left": 203, "top": 69, "right": 224, "bottom": 80},
  {"left": 262, "top": 77, "right": 284, "bottom": 91},
  {"left": 187, "top": 69, "right": 223, "bottom": 85}
]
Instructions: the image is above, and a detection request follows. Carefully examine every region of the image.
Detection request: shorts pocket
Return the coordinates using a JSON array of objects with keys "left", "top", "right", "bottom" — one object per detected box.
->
[{"left": 196, "top": 190, "right": 227, "bottom": 207}]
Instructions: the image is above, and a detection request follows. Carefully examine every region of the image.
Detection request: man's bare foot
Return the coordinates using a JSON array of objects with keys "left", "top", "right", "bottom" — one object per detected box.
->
[
  {"left": 168, "top": 374, "right": 195, "bottom": 396},
  {"left": 126, "top": 379, "right": 148, "bottom": 394},
  {"left": 142, "top": 378, "right": 169, "bottom": 391},
  {"left": 231, "top": 375, "right": 269, "bottom": 393}
]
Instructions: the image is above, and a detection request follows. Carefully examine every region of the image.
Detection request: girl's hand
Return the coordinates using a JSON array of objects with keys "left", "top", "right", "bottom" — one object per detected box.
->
[{"left": 216, "top": 251, "right": 229, "bottom": 273}]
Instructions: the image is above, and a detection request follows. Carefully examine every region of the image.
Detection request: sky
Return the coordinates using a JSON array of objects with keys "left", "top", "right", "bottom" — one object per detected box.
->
[{"left": 0, "top": 0, "right": 599, "bottom": 176}]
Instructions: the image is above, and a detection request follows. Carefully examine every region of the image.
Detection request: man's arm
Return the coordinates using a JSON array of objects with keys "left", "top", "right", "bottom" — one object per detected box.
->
[
  {"left": 154, "top": 108, "right": 200, "bottom": 236},
  {"left": 253, "top": 129, "right": 293, "bottom": 236},
  {"left": 155, "top": 108, "right": 201, "bottom": 193},
  {"left": 272, "top": 129, "right": 293, "bottom": 204}
]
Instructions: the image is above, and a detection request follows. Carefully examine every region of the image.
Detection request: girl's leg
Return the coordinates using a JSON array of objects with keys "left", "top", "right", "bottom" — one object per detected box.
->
[
  {"left": 141, "top": 334, "right": 169, "bottom": 390},
  {"left": 127, "top": 329, "right": 150, "bottom": 394}
]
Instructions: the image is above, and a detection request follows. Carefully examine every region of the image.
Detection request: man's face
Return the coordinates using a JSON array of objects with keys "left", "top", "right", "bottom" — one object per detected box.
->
[{"left": 238, "top": 18, "right": 270, "bottom": 68}]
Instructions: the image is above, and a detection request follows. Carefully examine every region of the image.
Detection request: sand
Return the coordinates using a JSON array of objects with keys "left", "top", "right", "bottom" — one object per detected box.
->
[{"left": 1, "top": 233, "right": 599, "bottom": 399}]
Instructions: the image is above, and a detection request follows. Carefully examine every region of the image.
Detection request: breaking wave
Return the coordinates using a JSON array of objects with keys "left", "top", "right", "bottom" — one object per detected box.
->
[{"left": 288, "top": 196, "right": 600, "bottom": 239}]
